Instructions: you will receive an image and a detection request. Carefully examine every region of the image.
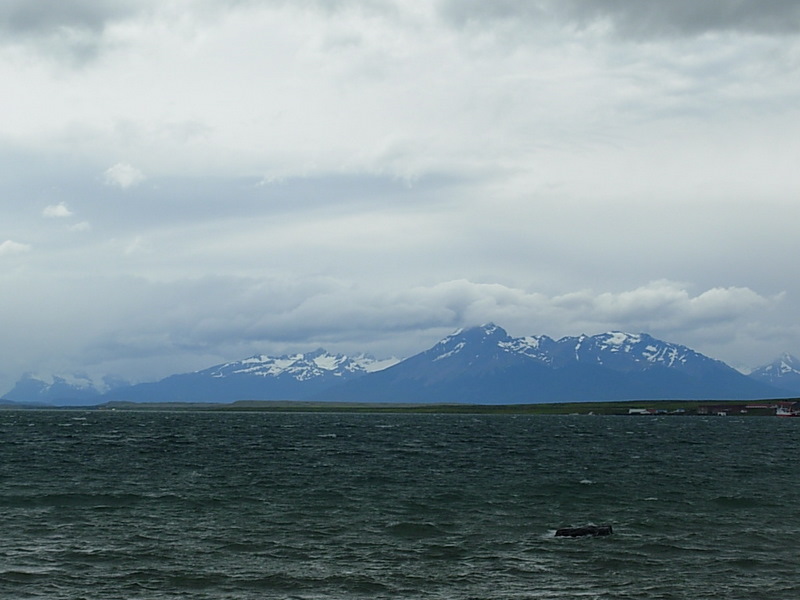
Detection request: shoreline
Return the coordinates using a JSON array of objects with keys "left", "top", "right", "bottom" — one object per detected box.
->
[{"left": 4, "top": 398, "right": 796, "bottom": 415}]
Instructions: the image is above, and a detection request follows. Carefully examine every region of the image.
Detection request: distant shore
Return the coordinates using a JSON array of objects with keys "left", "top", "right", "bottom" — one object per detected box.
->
[{"left": 7, "top": 398, "right": 783, "bottom": 415}]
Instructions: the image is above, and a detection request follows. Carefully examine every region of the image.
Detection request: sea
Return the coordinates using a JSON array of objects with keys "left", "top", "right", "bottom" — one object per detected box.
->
[{"left": 1, "top": 410, "right": 798, "bottom": 599}]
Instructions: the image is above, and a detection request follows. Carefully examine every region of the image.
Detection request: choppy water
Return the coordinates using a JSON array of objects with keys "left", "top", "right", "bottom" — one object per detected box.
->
[{"left": 1, "top": 410, "right": 799, "bottom": 599}]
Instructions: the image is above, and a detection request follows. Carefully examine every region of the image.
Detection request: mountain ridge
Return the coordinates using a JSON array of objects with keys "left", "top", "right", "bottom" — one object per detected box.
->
[
  {"left": 748, "top": 353, "right": 800, "bottom": 395},
  {"left": 99, "top": 350, "right": 399, "bottom": 404},
  {"left": 316, "top": 324, "right": 785, "bottom": 404},
  {"left": 2, "top": 324, "right": 794, "bottom": 405}
]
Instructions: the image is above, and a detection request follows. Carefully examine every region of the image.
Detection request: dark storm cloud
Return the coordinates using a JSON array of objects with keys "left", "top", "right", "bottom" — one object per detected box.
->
[
  {"left": 0, "top": 0, "right": 141, "bottom": 64},
  {"left": 561, "top": 0, "right": 800, "bottom": 37},
  {"left": 0, "top": 0, "right": 132, "bottom": 36},
  {"left": 440, "top": 0, "right": 800, "bottom": 37},
  {"left": 0, "top": 0, "right": 391, "bottom": 36}
]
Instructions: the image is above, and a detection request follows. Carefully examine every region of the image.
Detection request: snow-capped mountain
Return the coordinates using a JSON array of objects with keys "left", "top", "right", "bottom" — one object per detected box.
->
[
  {"left": 749, "top": 353, "right": 800, "bottom": 394},
  {"left": 392, "top": 325, "right": 743, "bottom": 381},
  {"left": 503, "top": 330, "right": 733, "bottom": 376},
  {"left": 100, "top": 349, "right": 398, "bottom": 404},
  {"left": 201, "top": 348, "right": 396, "bottom": 380},
  {"left": 318, "top": 324, "right": 785, "bottom": 404},
  {"left": 2, "top": 373, "right": 128, "bottom": 406},
  {"left": 4, "top": 325, "right": 790, "bottom": 406}
]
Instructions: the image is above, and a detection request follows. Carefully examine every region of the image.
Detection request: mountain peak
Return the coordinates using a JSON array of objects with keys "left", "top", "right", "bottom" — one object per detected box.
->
[
  {"left": 749, "top": 353, "right": 800, "bottom": 394},
  {"left": 446, "top": 323, "right": 506, "bottom": 338},
  {"left": 595, "top": 331, "right": 644, "bottom": 345},
  {"left": 426, "top": 324, "right": 512, "bottom": 364},
  {"left": 322, "top": 327, "right": 782, "bottom": 404},
  {"left": 754, "top": 353, "right": 800, "bottom": 374},
  {"left": 465, "top": 323, "right": 508, "bottom": 339}
]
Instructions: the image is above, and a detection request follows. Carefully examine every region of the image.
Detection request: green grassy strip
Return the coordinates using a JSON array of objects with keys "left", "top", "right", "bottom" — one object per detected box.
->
[{"left": 91, "top": 398, "right": 798, "bottom": 415}]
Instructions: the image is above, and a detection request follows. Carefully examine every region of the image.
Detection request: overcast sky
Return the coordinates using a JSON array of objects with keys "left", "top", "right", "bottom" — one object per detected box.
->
[{"left": 2, "top": 0, "right": 800, "bottom": 390}]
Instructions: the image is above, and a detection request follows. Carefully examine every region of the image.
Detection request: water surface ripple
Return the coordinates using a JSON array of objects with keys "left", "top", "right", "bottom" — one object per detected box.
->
[{"left": 1, "top": 411, "right": 798, "bottom": 599}]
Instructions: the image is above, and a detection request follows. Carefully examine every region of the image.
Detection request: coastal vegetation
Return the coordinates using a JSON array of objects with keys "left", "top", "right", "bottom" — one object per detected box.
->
[{"left": 88, "top": 398, "right": 798, "bottom": 416}]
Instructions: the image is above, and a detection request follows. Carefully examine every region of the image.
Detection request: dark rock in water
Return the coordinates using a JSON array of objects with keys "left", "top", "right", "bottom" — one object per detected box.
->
[{"left": 555, "top": 525, "right": 613, "bottom": 537}]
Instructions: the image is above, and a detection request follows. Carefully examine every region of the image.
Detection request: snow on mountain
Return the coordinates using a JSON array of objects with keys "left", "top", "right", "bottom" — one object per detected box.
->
[
  {"left": 101, "top": 349, "right": 399, "bottom": 404},
  {"left": 420, "top": 324, "right": 721, "bottom": 375},
  {"left": 557, "top": 331, "right": 723, "bottom": 375},
  {"left": 430, "top": 323, "right": 510, "bottom": 363},
  {"left": 5, "top": 325, "right": 791, "bottom": 406},
  {"left": 749, "top": 353, "right": 800, "bottom": 394},
  {"left": 319, "top": 324, "right": 784, "bottom": 404},
  {"left": 2, "top": 373, "right": 128, "bottom": 406},
  {"left": 200, "top": 349, "right": 399, "bottom": 380}
]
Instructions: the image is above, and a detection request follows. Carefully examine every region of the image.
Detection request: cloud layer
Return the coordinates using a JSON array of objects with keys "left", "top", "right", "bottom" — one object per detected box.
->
[{"left": 0, "top": 1, "right": 799, "bottom": 390}]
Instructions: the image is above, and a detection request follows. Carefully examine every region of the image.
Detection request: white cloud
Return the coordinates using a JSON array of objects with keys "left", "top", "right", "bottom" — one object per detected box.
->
[
  {"left": 42, "top": 202, "right": 73, "bottom": 218},
  {"left": 69, "top": 221, "right": 91, "bottom": 232},
  {"left": 103, "top": 162, "right": 145, "bottom": 189},
  {"left": 555, "top": 281, "right": 774, "bottom": 334},
  {"left": 0, "top": 240, "right": 31, "bottom": 256},
  {"left": 85, "top": 277, "right": 773, "bottom": 363},
  {"left": 123, "top": 235, "right": 150, "bottom": 255}
]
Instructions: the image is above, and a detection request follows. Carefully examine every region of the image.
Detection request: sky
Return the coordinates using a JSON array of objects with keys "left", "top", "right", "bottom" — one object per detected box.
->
[{"left": 2, "top": 0, "right": 800, "bottom": 391}]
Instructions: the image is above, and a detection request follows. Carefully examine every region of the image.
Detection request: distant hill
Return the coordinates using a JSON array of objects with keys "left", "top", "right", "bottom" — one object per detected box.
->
[{"left": 315, "top": 324, "right": 786, "bottom": 404}]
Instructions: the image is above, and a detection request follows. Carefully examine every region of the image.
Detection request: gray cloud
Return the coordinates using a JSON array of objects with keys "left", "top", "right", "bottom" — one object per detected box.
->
[
  {"left": 0, "top": 0, "right": 134, "bottom": 36},
  {"left": 439, "top": 0, "right": 800, "bottom": 37},
  {"left": 0, "top": 0, "right": 397, "bottom": 48},
  {"left": 0, "top": 0, "right": 144, "bottom": 64},
  {"left": 560, "top": 0, "right": 800, "bottom": 37}
]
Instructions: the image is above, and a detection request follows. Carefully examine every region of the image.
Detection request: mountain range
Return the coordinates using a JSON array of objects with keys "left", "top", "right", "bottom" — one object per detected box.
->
[
  {"left": 3, "top": 324, "right": 798, "bottom": 406},
  {"left": 313, "top": 325, "right": 789, "bottom": 404}
]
